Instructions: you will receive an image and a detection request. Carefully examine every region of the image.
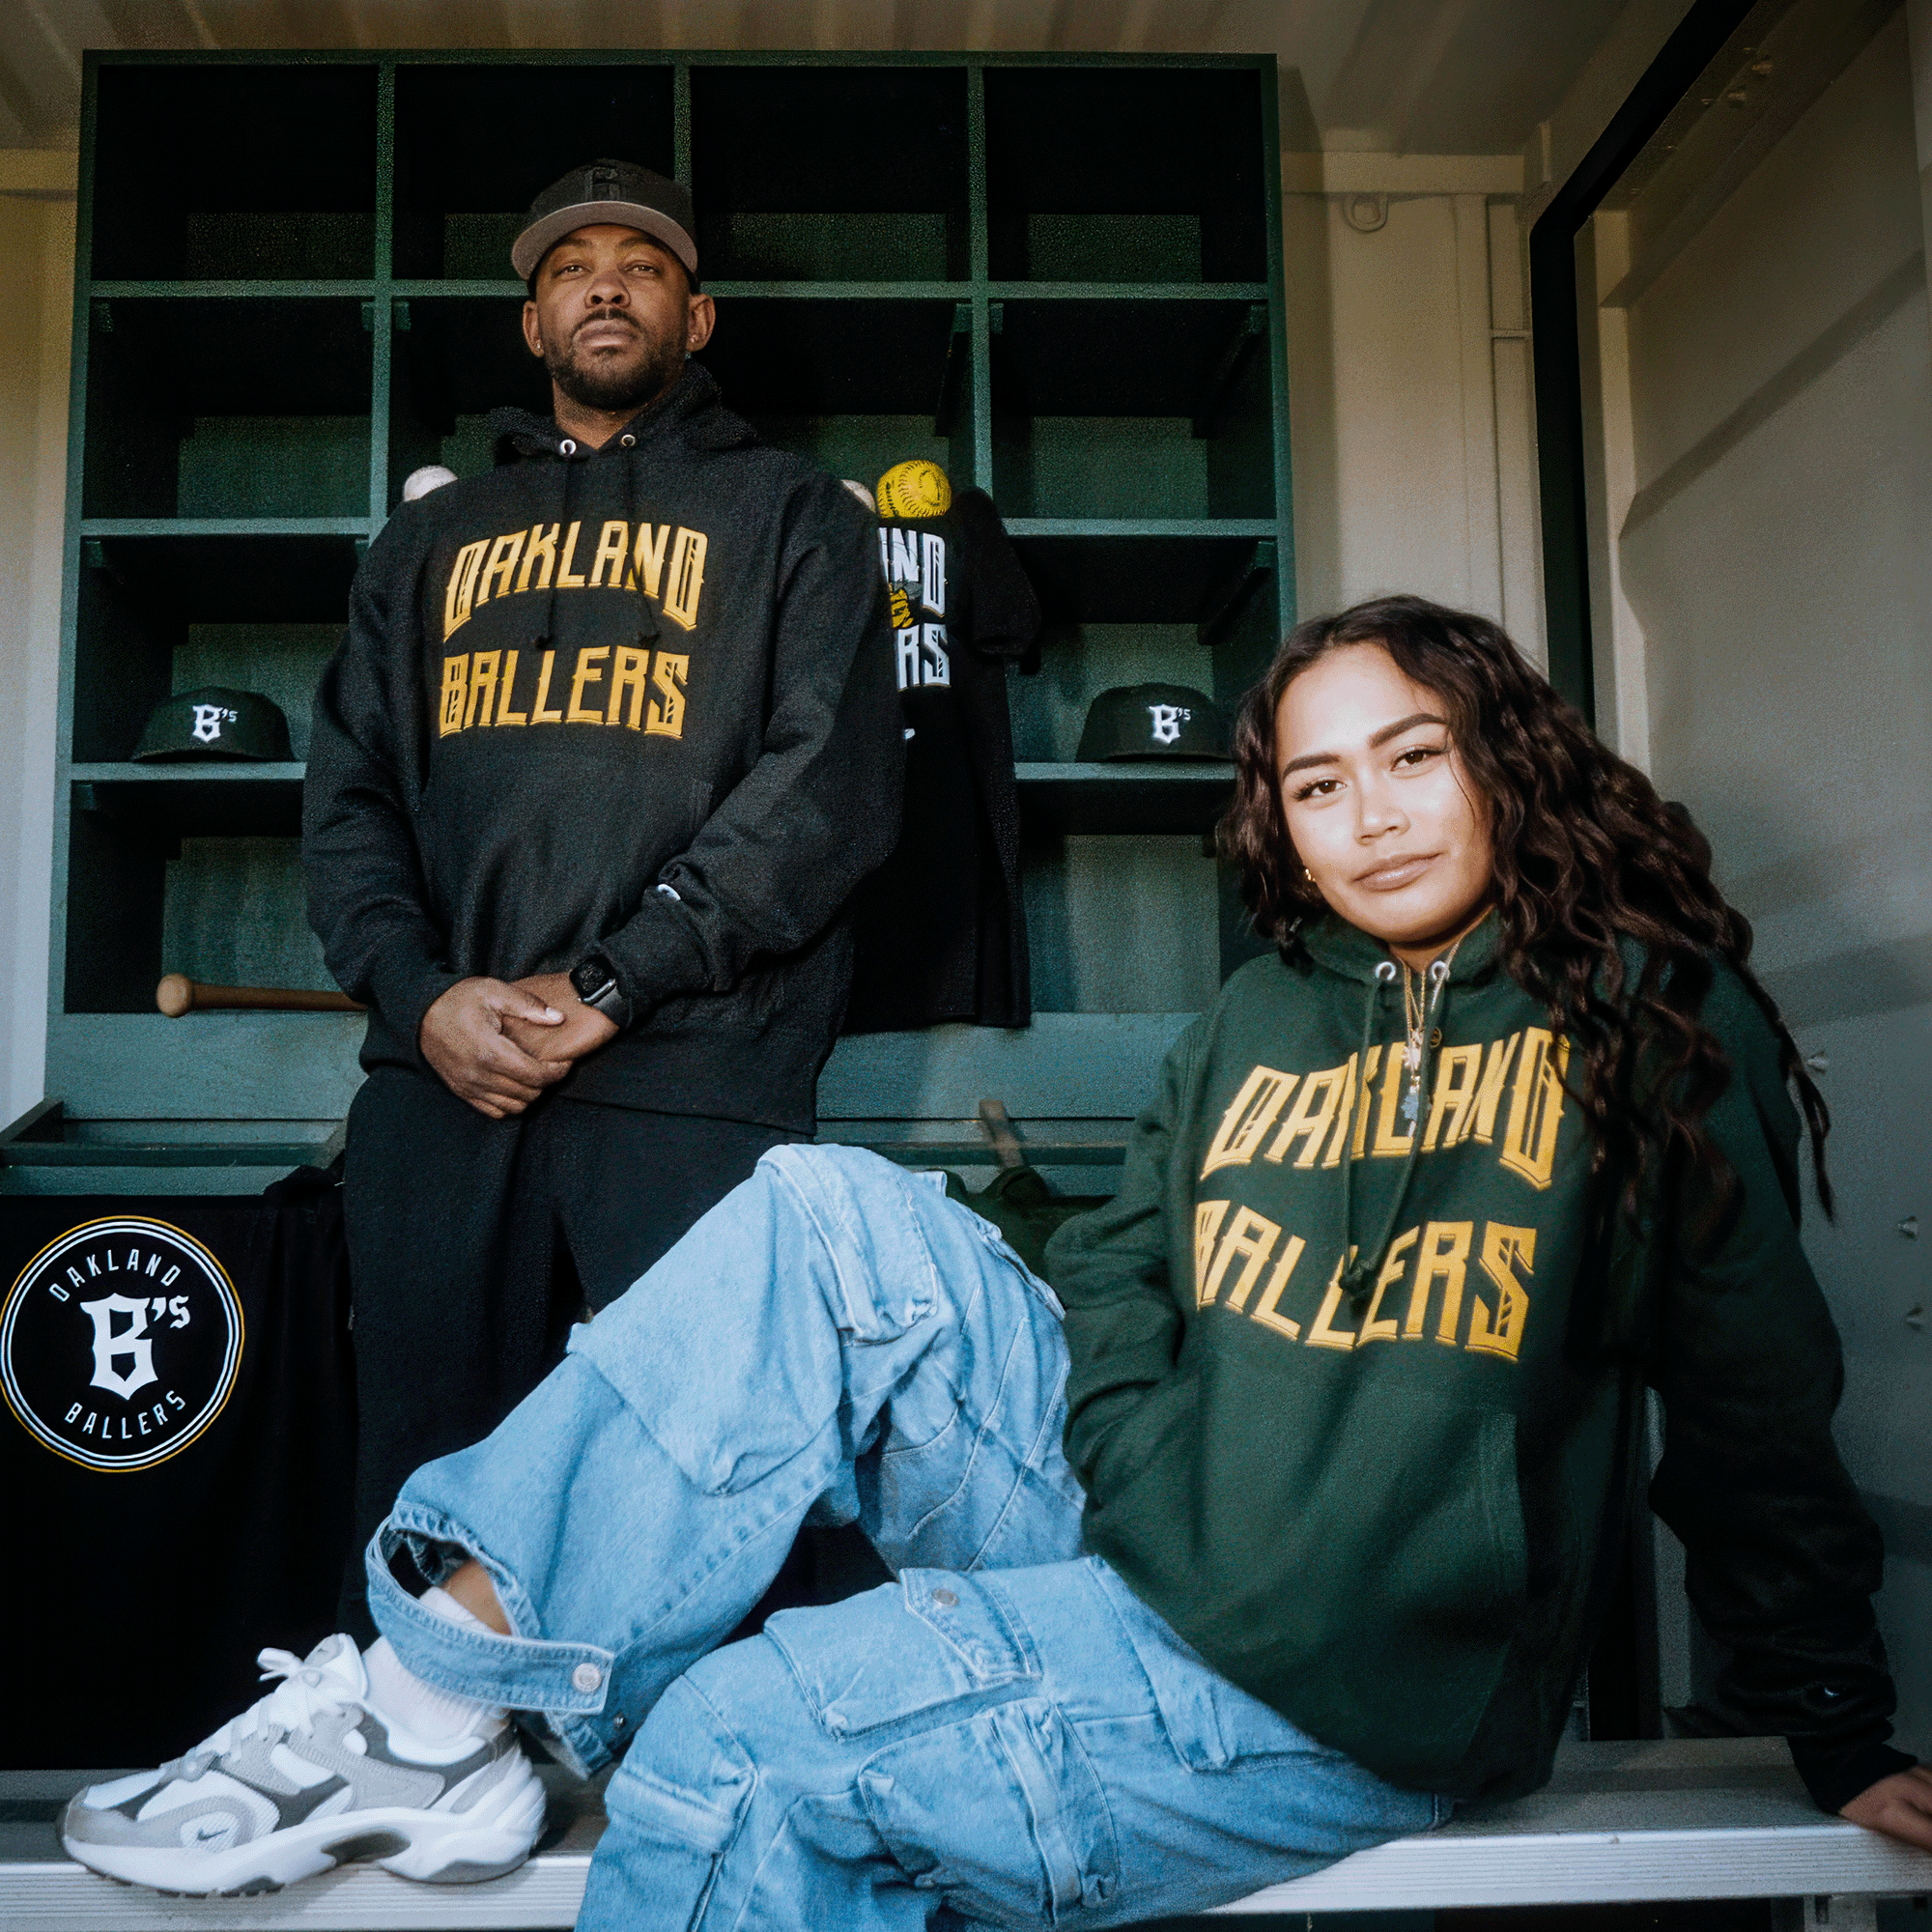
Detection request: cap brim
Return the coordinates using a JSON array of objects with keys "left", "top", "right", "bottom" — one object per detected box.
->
[{"left": 512, "top": 204, "right": 698, "bottom": 280}]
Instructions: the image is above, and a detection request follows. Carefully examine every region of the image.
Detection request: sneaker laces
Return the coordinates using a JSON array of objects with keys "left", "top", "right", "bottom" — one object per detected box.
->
[{"left": 164, "top": 1640, "right": 369, "bottom": 1782}]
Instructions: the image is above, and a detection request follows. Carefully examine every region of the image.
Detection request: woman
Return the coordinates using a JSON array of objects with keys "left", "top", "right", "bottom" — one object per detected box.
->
[{"left": 65, "top": 597, "right": 1931, "bottom": 1919}]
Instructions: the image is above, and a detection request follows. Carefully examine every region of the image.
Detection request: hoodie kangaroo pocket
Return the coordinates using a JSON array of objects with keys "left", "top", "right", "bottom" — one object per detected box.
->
[{"left": 1089, "top": 1385, "right": 1529, "bottom": 1790}]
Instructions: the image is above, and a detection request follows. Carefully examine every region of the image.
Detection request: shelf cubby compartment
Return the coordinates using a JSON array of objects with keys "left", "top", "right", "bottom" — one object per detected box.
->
[
  {"left": 389, "top": 296, "right": 549, "bottom": 498},
  {"left": 1016, "top": 761, "right": 1235, "bottom": 837},
  {"left": 90, "top": 63, "right": 377, "bottom": 281},
  {"left": 82, "top": 299, "right": 372, "bottom": 522},
  {"left": 1006, "top": 526, "right": 1275, "bottom": 630},
  {"left": 991, "top": 297, "right": 1275, "bottom": 520},
  {"left": 71, "top": 534, "right": 356, "bottom": 766},
  {"left": 393, "top": 64, "right": 677, "bottom": 279},
  {"left": 984, "top": 66, "right": 1267, "bottom": 284},
  {"left": 65, "top": 793, "right": 330, "bottom": 1017},
  {"left": 692, "top": 66, "right": 969, "bottom": 283},
  {"left": 704, "top": 297, "right": 969, "bottom": 485},
  {"left": 1021, "top": 829, "right": 1223, "bottom": 1016}
]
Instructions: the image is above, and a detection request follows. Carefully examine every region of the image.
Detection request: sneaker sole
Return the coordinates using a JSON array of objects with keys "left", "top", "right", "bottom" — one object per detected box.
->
[{"left": 64, "top": 1754, "right": 547, "bottom": 1895}]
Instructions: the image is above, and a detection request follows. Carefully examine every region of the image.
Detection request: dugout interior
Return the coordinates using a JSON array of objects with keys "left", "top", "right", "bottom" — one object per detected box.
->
[{"left": 28, "top": 47, "right": 1293, "bottom": 1183}]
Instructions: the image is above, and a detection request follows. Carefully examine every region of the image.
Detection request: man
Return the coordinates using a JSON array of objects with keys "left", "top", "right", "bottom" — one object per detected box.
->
[{"left": 300, "top": 158, "right": 902, "bottom": 1630}]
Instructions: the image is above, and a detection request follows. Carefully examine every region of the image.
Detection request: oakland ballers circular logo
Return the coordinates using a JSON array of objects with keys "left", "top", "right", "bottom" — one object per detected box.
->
[{"left": 1, "top": 1218, "right": 243, "bottom": 1472}]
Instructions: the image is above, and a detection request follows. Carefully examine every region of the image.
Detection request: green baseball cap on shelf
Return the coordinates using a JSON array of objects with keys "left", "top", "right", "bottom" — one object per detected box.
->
[
  {"left": 132, "top": 687, "right": 292, "bottom": 762},
  {"left": 1076, "top": 683, "right": 1230, "bottom": 761}
]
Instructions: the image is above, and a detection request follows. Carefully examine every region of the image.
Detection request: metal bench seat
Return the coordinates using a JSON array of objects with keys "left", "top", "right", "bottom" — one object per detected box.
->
[{"left": 4, "top": 1739, "right": 1928, "bottom": 1930}]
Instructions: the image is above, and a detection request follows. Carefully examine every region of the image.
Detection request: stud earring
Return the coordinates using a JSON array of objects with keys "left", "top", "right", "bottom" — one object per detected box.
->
[{"left": 1303, "top": 867, "right": 1313, "bottom": 882}]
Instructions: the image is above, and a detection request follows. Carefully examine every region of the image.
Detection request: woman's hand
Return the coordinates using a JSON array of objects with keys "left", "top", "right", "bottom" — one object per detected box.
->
[{"left": 1839, "top": 1764, "right": 1932, "bottom": 1850}]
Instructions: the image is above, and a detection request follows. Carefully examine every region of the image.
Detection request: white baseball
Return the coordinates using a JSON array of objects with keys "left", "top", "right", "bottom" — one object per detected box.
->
[{"left": 403, "top": 464, "right": 460, "bottom": 501}]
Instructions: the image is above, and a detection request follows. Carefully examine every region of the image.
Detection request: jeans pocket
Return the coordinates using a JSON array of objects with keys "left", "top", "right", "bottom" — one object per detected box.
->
[
  {"left": 856, "top": 1700, "right": 1121, "bottom": 1924},
  {"left": 567, "top": 1147, "right": 937, "bottom": 1496},
  {"left": 767, "top": 1571, "right": 1037, "bottom": 1737}
]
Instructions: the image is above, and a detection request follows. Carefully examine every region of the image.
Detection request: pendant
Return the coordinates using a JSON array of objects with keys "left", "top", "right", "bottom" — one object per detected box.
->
[
  {"left": 1401, "top": 1080, "right": 1420, "bottom": 1127},
  {"left": 1404, "top": 1037, "right": 1421, "bottom": 1072}
]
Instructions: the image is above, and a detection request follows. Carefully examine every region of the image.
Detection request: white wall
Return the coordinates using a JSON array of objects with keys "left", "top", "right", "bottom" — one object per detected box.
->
[
  {"left": 1602, "top": 14, "right": 1932, "bottom": 1753},
  {"left": 0, "top": 170, "right": 71, "bottom": 1130},
  {"left": 1282, "top": 156, "right": 1546, "bottom": 663}
]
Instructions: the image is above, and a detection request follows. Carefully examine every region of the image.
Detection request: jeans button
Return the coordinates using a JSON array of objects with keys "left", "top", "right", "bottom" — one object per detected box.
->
[
  {"left": 931, "top": 1588, "right": 957, "bottom": 1607},
  {"left": 572, "top": 1662, "right": 604, "bottom": 1693}
]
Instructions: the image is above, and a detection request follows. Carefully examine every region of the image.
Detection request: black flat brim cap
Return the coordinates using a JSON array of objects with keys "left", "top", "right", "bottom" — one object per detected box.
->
[{"left": 513, "top": 158, "right": 697, "bottom": 280}]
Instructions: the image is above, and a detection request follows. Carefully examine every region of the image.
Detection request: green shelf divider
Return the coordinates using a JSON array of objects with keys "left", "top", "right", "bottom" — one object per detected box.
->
[
  {"left": 91, "top": 281, "right": 378, "bottom": 299},
  {"left": 78, "top": 518, "right": 374, "bottom": 537}
]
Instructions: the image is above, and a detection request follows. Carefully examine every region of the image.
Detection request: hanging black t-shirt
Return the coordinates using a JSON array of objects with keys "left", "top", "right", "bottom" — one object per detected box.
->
[
  {"left": 1, "top": 1175, "right": 355, "bottom": 1768},
  {"left": 843, "top": 484, "right": 1040, "bottom": 1032}
]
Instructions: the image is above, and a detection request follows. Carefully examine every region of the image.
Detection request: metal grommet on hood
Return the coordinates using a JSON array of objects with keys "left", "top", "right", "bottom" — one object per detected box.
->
[
  {"left": 619, "top": 433, "right": 636, "bottom": 448},
  {"left": 559, "top": 438, "right": 578, "bottom": 457}
]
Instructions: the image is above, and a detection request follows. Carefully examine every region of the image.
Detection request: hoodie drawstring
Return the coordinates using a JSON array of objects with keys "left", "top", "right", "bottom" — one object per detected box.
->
[
  {"left": 1339, "top": 954, "right": 1454, "bottom": 1304},
  {"left": 536, "top": 435, "right": 580, "bottom": 656}
]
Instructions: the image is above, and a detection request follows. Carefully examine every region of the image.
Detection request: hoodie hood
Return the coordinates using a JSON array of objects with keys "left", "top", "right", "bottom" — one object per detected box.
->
[{"left": 486, "top": 359, "right": 758, "bottom": 467}]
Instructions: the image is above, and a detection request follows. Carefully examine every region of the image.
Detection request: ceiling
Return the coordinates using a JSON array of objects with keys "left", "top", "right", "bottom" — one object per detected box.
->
[{"left": 3, "top": 0, "right": 1653, "bottom": 157}]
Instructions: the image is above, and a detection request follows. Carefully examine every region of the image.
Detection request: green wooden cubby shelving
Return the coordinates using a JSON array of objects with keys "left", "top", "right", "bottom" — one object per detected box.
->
[{"left": 15, "top": 48, "right": 1293, "bottom": 1193}]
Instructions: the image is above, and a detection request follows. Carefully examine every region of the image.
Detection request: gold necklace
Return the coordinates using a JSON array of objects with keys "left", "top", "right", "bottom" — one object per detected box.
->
[{"left": 1398, "top": 936, "right": 1465, "bottom": 1126}]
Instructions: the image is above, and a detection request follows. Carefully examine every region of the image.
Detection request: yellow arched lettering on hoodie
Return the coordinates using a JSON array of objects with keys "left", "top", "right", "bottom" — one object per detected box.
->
[
  {"left": 1304, "top": 1249, "right": 1361, "bottom": 1350},
  {"left": 663, "top": 528, "right": 708, "bottom": 631},
  {"left": 1359, "top": 1228, "right": 1418, "bottom": 1345},
  {"left": 462, "top": 650, "right": 498, "bottom": 729},
  {"left": 647, "top": 653, "right": 689, "bottom": 738},
  {"left": 565, "top": 646, "right": 610, "bottom": 724},
  {"left": 1397, "top": 1220, "right": 1472, "bottom": 1340},
  {"left": 1466, "top": 1033, "right": 1520, "bottom": 1145},
  {"left": 1200, "top": 1206, "right": 1281, "bottom": 1310},
  {"left": 495, "top": 651, "right": 526, "bottom": 725},
  {"left": 1264, "top": 1063, "right": 1350, "bottom": 1169},
  {"left": 477, "top": 530, "right": 525, "bottom": 604},
  {"left": 1469, "top": 1224, "right": 1536, "bottom": 1358},
  {"left": 1247, "top": 1235, "right": 1307, "bottom": 1337},
  {"left": 1500, "top": 1029, "right": 1571, "bottom": 1190},
  {"left": 517, "top": 524, "right": 557, "bottom": 592},
  {"left": 1350, "top": 1045, "right": 1383, "bottom": 1160},
  {"left": 1201, "top": 1065, "right": 1298, "bottom": 1178},
  {"left": 443, "top": 541, "right": 486, "bottom": 639},
  {"left": 588, "top": 521, "right": 630, "bottom": 589},
  {"left": 438, "top": 655, "right": 468, "bottom": 735},
  {"left": 630, "top": 522, "right": 672, "bottom": 597},
  {"left": 1424, "top": 1043, "right": 1483, "bottom": 1151},
  {"left": 437, "top": 520, "right": 710, "bottom": 631},
  {"left": 1193, "top": 1202, "right": 1232, "bottom": 1306},
  {"left": 608, "top": 646, "right": 650, "bottom": 730}
]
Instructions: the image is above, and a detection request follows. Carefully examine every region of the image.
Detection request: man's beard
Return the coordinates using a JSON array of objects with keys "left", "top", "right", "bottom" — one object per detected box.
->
[{"left": 544, "top": 314, "right": 685, "bottom": 415}]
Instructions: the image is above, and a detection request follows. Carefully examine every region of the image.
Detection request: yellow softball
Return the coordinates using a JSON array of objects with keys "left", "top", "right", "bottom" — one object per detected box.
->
[
  {"left": 889, "top": 585, "right": 912, "bottom": 629},
  {"left": 876, "top": 459, "right": 952, "bottom": 520}
]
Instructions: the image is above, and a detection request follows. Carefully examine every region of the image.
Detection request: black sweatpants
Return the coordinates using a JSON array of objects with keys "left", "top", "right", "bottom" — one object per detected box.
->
[{"left": 339, "top": 1065, "right": 796, "bottom": 1634}]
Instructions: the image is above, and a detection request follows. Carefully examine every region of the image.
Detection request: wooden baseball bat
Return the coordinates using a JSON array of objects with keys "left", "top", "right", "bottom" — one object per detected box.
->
[{"left": 156, "top": 974, "right": 365, "bottom": 1016}]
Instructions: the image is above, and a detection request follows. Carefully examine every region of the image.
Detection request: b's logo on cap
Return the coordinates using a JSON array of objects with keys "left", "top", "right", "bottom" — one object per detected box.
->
[{"left": 1, "top": 1218, "right": 243, "bottom": 1472}]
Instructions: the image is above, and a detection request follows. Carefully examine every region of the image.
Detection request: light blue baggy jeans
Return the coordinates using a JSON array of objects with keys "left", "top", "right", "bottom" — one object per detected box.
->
[{"left": 369, "top": 1144, "right": 1442, "bottom": 1930}]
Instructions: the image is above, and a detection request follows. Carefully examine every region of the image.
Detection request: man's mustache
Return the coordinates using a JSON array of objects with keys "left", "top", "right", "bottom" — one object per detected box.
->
[{"left": 571, "top": 310, "right": 643, "bottom": 347}]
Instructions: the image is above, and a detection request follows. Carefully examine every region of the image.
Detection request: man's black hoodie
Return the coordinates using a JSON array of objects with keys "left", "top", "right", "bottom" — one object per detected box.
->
[{"left": 303, "top": 362, "right": 904, "bottom": 1132}]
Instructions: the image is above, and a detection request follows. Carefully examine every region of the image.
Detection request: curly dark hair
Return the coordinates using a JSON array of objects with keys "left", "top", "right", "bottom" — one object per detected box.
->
[{"left": 1219, "top": 593, "right": 1831, "bottom": 1231}]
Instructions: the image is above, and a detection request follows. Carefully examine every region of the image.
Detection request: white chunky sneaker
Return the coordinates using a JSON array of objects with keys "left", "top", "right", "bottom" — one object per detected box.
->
[{"left": 61, "top": 1634, "right": 545, "bottom": 1896}]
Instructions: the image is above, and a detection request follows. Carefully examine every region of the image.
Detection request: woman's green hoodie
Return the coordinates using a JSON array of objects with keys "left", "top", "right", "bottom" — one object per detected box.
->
[{"left": 1046, "top": 914, "right": 1909, "bottom": 1810}]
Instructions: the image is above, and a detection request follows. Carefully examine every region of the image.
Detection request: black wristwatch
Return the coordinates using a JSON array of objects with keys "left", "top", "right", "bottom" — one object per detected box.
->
[{"left": 569, "top": 952, "right": 630, "bottom": 1025}]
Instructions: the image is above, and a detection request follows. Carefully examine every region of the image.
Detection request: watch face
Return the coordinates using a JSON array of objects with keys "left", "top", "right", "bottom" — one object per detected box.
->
[{"left": 571, "top": 958, "right": 610, "bottom": 1000}]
